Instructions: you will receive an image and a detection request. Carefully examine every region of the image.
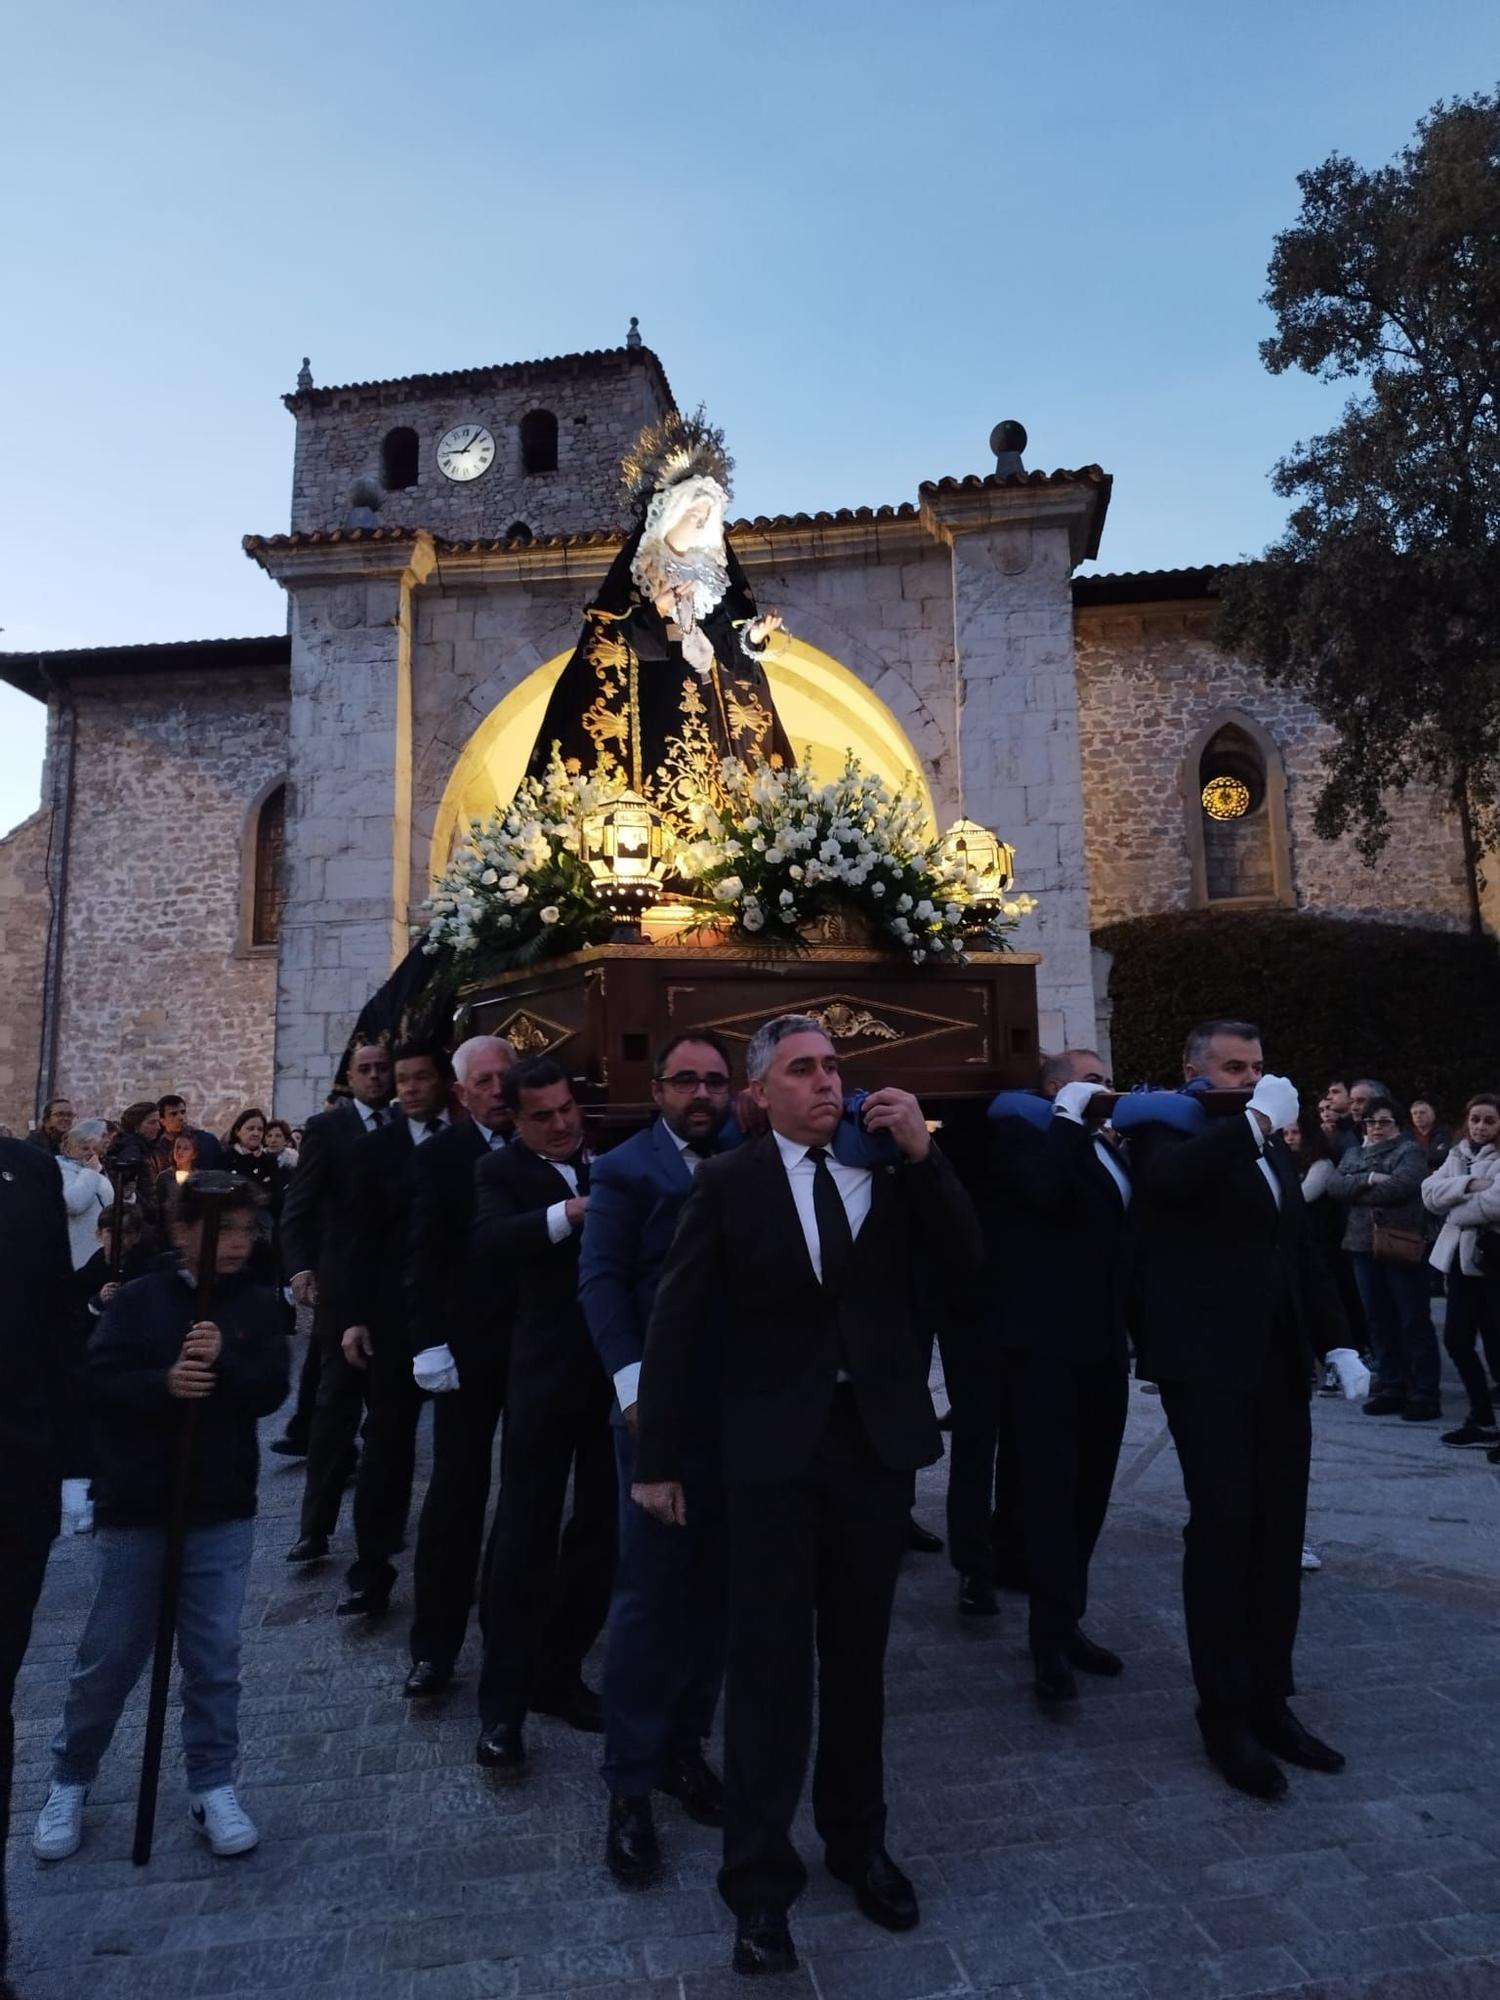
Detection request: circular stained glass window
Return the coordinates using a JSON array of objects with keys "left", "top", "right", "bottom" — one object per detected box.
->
[{"left": 1202, "top": 775, "right": 1252, "bottom": 821}]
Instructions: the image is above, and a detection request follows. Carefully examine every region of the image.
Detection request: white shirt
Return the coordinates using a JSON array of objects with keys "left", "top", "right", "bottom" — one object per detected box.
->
[
  {"left": 472, "top": 1121, "right": 506, "bottom": 1150},
  {"left": 355, "top": 1100, "right": 387, "bottom": 1133},
  {"left": 1092, "top": 1137, "right": 1131, "bottom": 1209},
  {"left": 545, "top": 1156, "right": 585, "bottom": 1245},
  {"left": 1245, "top": 1110, "right": 1283, "bottom": 1210},
  {"left": 772, "top": 1129, "right": 872, "bottom": 1281},
  {"left": 407, "top": 1113, "right": 449, "bottom": 1146}
]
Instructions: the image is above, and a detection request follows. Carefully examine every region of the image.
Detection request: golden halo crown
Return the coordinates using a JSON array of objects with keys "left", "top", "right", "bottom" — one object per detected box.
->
[{"left": 620, "top": 405, "right": 734, "bottom": 515}]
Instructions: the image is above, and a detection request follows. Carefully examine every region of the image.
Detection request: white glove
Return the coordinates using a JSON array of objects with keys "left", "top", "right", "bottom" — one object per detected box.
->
[
  {"left": 60, "top": 1478, "right": 94, "bottom": 1536},
  {"left": 412, "top": 1344, "right": 461, "bottom": 1394},
  {"left": 1053, "top": 1081, "right": 1111, "bottom": 1126},
  {"left": 1248, "top": 1074, "right": 1300, "bottom": 1134},
  {"left": 1327, "top": 1348, "right": 1371, "bottom": 1402}
]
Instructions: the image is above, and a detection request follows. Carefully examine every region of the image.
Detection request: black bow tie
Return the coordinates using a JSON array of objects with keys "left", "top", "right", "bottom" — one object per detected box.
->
[{"left": 686, "top": 1137, "right": 719, "bottom": 1160}]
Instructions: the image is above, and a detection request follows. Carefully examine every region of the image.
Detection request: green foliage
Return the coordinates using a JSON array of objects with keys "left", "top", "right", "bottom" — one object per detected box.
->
[
  {"left": 1094, "top": 909, "right": 1500, "bottom": 1115},
  {"left": 1216, "top": 90, "right": 1500, "bottom": 915}
]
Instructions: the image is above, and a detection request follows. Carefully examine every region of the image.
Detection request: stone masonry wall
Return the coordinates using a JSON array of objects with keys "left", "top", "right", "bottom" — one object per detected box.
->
[
  {"left": 54, "top": 672, "right": 288, "bottom": 1132},
  {"left": 1074, "top": 607, "right": 1473, "bottom": 929},
  {"left": 0, "top": 808, "right": 51, "bottom": 1133},
  {"left": 289, "top": 352, "right": 670, "bottom": 542}
]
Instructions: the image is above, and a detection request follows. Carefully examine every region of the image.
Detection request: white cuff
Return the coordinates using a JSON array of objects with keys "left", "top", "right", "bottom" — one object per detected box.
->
[
  {"left": 546, "top": 1200, "right": 573, "bottom": 1244},
  {"left": 613, "top": 1362, "right": 642, "bottom": 1413}
]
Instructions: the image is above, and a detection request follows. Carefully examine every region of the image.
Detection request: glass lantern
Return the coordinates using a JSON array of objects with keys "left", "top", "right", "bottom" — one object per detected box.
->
[
  {"left": 580, "top": 789, "right": 669, "bottom": 915},
  {"left": 938, "top": 818, "right": 1016, "bottom": 902}
]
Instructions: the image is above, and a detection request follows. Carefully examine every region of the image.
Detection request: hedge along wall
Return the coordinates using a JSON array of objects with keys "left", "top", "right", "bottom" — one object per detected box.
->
[{"left": 1093, "top": 911, "right": 1500, "bottom": 1117}]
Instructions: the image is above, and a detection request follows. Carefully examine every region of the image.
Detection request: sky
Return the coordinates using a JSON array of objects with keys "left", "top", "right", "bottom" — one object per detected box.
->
[{"left": 1, "top": 0, "right": 1496, "bottom": 835}]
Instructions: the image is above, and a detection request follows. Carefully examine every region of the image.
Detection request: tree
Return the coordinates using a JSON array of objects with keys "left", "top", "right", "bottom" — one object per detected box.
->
[{"left": 1216, "top": 90, "right": 1500, "bottom": 931}]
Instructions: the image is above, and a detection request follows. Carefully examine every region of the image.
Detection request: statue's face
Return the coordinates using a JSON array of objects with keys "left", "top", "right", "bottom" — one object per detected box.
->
[{"left": 657, "top": 480, "right": 725, "bottom": 557}]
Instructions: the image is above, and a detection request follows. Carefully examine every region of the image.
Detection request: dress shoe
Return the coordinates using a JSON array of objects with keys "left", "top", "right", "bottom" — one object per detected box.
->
[
  {"left": 656, "top": 1748, "right": 724, "bottom": 1826},
  {"left": 1362, "top": 1390, "right": 1407, "bottom": 1416},
  {"left": 268, "top": 1434, "right": 307, "bottom": 1458},
  {"left": 402, "top": 1660, "right": 451, "bottom": 1698},
  {"left": 732, "top": 1907, "right": 797, "bottom": 1976},
  {"left": 1250, "top": 1702, "right": 1346, "bottom": 1773},
  {"left": 475, "top": 1721, "right": 526, "bottom": 1773},
  {"left": 958, "top": 1573, "right": 1000, "bottom": 1618},
  {"left": 285, "top": 1535, "right": 329, "bottom": 1564},
  {"left": 1399, "top": 1398, "right": 1440, "bottom": 1422},
  {"left": 906, "top": 1518, "right": 944, "bottom": 1555},
  {"left": 826, "top": 1847, "right": 919, "bottom": 1931},
  {"left": 335, "top": 1586, "right": 390, "bottom": 1618},
  {"left": 605, "top": 1794, "right": 661, "bottom": 1885},
  {"left": 531, "top": 1680, "right": 603, "bottom": 1732},
  {"left": 1197, "top": 1711, "right": 1289, "bottom": 1800},
  {"left": 1065, "top": 1629, "right": 1124, "bottom": 1676},
  {"left": 1033, "top": 1650, "right": 1079, "bottom": 1704}
]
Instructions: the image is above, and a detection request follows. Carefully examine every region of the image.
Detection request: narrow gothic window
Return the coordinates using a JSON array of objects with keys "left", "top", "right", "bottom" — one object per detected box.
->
[
  {"left": 252, "top": 784, "right": 286, "bottom": 947},
  {"left": 381, "top": 426, "right": 420, "bottom": 491},
  {"left": 520, "top": 409, "right": 558, "bottom": 474},
  {"left": 1198, "top": 725, "right": 1272, "bottom": 903}
]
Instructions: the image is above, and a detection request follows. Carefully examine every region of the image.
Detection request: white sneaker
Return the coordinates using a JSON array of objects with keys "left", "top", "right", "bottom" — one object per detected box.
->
[
  {"left": 32, "top": 1782, "right": 87, "bottom": 1860},
  {"left": 1301, "top": 1544, "right": 1323, "bottom": 1572},
  {"left": 188, "top": 1785, "right": 259, "bottom": 1856}
]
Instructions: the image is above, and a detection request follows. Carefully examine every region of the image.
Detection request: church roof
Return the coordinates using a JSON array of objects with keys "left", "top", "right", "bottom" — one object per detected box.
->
[
  {"left": 1071, "top": 565, "right": 1223, "bottom": 607},
  {"left": 0, "top": 635, "right": 289, "bottom": 701},
  {"left": 283, "top": 344, "right": 675, "bottom": 414}
]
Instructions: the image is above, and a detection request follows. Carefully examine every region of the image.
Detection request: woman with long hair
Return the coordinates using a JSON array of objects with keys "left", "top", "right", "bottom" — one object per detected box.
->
[{"left": 1422, "top": 1094, "right": 1500, "bottom": 1450}]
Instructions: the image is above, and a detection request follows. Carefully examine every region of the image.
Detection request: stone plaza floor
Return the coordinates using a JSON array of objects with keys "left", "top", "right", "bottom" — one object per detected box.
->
[{"left": 9, "top": 1352, "right": 1500, "bottom": 2000}]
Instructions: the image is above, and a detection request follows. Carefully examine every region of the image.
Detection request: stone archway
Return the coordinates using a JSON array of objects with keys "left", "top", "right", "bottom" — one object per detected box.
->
[{"left": 429, "top": 636, "right": 939, "bottom": 881}]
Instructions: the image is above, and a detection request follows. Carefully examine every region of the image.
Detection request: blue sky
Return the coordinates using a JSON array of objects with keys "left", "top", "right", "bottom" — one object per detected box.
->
[{"left": 2, "top": 0, "right": 1496, "bottom": 834}]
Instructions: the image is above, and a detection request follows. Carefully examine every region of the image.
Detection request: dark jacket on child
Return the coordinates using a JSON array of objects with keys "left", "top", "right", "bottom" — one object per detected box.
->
[{"left": 88, "top": 1258, "right": 290, "bottom": 1529}]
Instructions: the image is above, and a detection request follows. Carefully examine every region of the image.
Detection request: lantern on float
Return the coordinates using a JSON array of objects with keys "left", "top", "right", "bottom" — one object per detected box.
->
[
  {"left": 580, "top": 790, "right": 670, "bottom": 931},
  {"left": 939, "top": 818, "right": 1015, "bottom": 906}
]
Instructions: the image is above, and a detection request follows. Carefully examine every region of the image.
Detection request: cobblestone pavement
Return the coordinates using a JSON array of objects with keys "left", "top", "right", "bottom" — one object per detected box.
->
[{"left": 9, "top": 1346, "right": 1500, "bottom": 2000}]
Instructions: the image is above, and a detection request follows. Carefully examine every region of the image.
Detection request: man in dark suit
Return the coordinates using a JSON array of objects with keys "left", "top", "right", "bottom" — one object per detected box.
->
[
  {"left": 335, "top": 1041, "right": 455, "bottom": 1618},
  {"left": 1, "top": 1135, "right": 75, "bottom": 1984},
  {"left": 282, "top": 1038, "right": 393, "bottom": 1563},
  {"left": 580, "top": 1030, "right": 736, "bottom": 1885},
  {"left": 153, "top": 1094, "right": 224, "bottom": 1172},
  {"left": 982, "top": 1051, "right": 1131, "bottom": 1702},
  {"left": 1126, "top": 1019, "right": 1364, "bottom": 1800},
  {"left": 472, "top": 1057, "right": 616, "bottom": 1769},
  {"left": 401, "top": 1035, "right": 516, "bottom": 1697},
  {"left": 633, "top": 1014, "right": 982, "bottom": 1978}
]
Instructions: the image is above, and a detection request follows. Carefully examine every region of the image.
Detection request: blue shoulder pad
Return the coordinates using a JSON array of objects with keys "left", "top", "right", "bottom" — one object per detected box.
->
[
  {"left": 986, "top": 1091, "right": 1054, "bottom": 1131},
  {"left": 1109, "top": 1091, "right": 1208, "bottom": 1136}
]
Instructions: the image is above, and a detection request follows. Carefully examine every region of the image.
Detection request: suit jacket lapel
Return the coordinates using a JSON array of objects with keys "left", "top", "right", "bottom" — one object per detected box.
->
[
  {"left": 649, "top": 1117, "right": 694, "bottom": 1193},
  {"left": 753, "top": 1133, "right": 820, "bottom": 1289}
]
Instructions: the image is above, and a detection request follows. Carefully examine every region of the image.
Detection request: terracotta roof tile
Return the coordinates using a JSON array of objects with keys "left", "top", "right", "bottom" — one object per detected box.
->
[
  {"left": 1071, "top": 564, "right": 1229, "bottom": 607},
  {"left": 917, "top": 465, "right": 1111, "bottom": 497},
  {"left": 285, "top": 344, "right": 674, "bottom": 413}
]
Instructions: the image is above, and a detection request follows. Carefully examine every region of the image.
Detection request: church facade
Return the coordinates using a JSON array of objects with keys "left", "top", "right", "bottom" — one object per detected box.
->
[{"left": 0, "top": 339, "right": 1482, "bottom": 1131}]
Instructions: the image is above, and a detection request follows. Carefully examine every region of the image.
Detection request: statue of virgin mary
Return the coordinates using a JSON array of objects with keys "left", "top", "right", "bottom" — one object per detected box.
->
[{"left": 525, "top": 408, "right": 794, "bottom": 820}]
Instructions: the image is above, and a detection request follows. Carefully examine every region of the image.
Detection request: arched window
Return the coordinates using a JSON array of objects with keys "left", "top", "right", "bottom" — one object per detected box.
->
[
  {"left": 520, "top": 409, "right": 558, "bottom": 475},
  {"left": 252, "top": 783, "right": 286, "bottom": 946},
  {"left": 505, "top": 520, "right": 534, "bottom": 543},
  {"left": 381, "top": 426, "right": 420, "bottom": 491},
  {"left": 1182, "top": 714, "right": 1293, "bottom": 908}
]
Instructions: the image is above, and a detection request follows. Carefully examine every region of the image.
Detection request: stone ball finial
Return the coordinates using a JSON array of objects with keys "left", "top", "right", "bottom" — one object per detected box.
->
[
  {"left": 297, "top": 356, "right": 313, "bottom": 391},
  {"left": 625, "top": 316, "right": 643, "bottom": 350},
  {"left": 990, "top": 419, "right": 1027, "bottom": 474}
]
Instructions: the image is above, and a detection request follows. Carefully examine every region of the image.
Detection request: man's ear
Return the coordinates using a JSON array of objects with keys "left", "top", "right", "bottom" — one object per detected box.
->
[{"left": 749, "top": 1078, "right": 769, "bottom": 1109}]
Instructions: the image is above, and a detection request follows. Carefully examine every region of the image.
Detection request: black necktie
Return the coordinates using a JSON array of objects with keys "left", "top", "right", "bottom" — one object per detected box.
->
[
  {"left": 687, "top": 1137, "right": 718, "bottom": 1160},
  {"left": 808, "top": 1146, "right": 853, "bottom": 1293},
  {"left": 368, "top": 1106, "right": 387, "bottom": 1129},
  {"left": 572, "top": 1154, "right": 591, "bottom": 1196}
]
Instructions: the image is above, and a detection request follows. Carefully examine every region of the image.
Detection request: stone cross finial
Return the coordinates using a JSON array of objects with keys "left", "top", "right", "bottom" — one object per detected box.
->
[
  {"left": 990, "top": 420, "right": 1027, "bottom": 476},
  {"left": 297, "top": 356, "right": 314, "bottom": 391},
  {"left": 625, "top": 316, "right": 643, "bottom": 351}
]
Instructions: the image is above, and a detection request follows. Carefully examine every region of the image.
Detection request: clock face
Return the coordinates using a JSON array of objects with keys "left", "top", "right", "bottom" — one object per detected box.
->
[{"left": 436, "top": 423, "right": 495, "bottom": 482}]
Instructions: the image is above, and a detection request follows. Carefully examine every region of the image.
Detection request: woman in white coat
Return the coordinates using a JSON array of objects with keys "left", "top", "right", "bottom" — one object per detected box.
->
[{"left": 1422, "top": 1094, "right": 1500, "bottom": 1451}]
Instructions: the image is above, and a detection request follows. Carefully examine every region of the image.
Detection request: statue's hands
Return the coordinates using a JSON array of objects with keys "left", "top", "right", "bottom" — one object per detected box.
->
[{"left": 747, "top": 608, "right": 784, "bottom": 647}]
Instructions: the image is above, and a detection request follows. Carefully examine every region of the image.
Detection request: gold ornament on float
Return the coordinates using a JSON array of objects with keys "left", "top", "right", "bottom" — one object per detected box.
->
[
  {"left": 579, "top": 789, "right": 670, "bottom": 908},
  {"left": 938, "top": 819, "right": 1015, "bottom": 902},
  {"left": 1202, "top": 775, "right": 1252, "bottom": 821}
]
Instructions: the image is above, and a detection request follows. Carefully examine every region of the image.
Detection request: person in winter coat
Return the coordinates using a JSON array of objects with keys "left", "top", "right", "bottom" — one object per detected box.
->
[
  {"left": 1422, "top": 1094, "right": 1500, "bottom": 1450},
  {"left": 1325, "top": 1098, "right": 1442, "bottom": 1422},
  {"left": 31, "top": 1176, "right": 289, "bottom": 1868},
  {"left": 57, "top": 1126, "right": 114, "bottom": 1272}
]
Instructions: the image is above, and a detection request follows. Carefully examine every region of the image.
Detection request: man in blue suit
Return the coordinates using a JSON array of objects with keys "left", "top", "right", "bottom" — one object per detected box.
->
[{"left": 581, "top": 1030, "right": 737, "bottom": 1885}]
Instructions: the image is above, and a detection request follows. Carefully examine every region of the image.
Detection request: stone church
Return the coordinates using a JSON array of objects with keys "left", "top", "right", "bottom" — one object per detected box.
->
[{"left": 0, "top": 336, "right": 1481, "bottom": 1131}]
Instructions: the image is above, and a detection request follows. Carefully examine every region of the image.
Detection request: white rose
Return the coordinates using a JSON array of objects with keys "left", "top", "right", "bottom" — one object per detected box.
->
[
  {"left": 914, "top": 899, "right": 935, "bottom": 921},
  {"left": 789, "top": 864, "right": 804, "bottom": 880},
  {"left": 714, "top": 876, "right": 744, "bottom": 904},
  {"left": 495, "top": 913, "right": 514, "bottom": 930},
  {"left": 539, "top": 906, "right": 560, "bottom": 925},
  {"left": 479, "top": 868, "right": 498, "bottom": 886},
  {"left": 743, "top": 907, "right": 766, "bottom": 932},
  {"left": 870, "top": 881, "right": 886, "bottom": 897},
  {"left": 896, "top": 893, "right": 913, "bottom": 914},
  {"left": 764, "top": 846, "right": 784, "bottom": 865},
  {"left": 779, "top": 889, "right": 795, "bottom": 906},
  {"left": 500, "top": 874, "right": 519, "bottom": 891}
]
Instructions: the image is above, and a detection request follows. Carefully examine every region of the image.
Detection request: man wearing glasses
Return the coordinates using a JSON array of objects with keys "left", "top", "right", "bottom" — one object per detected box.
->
[{"left": 580, "top": 1033, "right": 739, "bottom": 1884}]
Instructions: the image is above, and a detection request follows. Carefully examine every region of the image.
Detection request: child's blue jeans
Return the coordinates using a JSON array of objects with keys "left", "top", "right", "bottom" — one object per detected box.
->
[{"left": 52, "top": 1517, "right": 254, "bottom": 1794}]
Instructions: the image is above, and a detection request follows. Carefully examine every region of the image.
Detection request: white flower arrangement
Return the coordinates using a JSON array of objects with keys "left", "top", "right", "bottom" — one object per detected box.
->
[{"left": 675, "top": 755, "right": 1034, "bottom": 960}]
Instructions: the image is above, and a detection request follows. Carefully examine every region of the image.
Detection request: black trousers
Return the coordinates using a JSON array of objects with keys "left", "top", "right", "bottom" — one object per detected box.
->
[
  {"left": 283, "top": 1327, "right": 320, "bottom": 1447},
  {"left": 1003, "top": 1349, "right": 1128, "bottom": 1649},
  {"left": 297, "top": 1318, "right": 367, "bottom": 1542},
  {"left": 477, "top": 1379, "right": 617, "bottom": 1728},
  {"left": 347, "top": 1328, "right": 426, "bottom": 1595},
  {"left": 601, "top": 1425, "right": 727, "bottom": 1797},
  {"left": 1443, "top": 1271, "right": 1498, "bottom": 1427},
  {"left": 719, "top": 1389, "right": 912, "bottom": 1918},
  {"left": 1, "top": 1471, "right": 57, "bottom": 1975},
  {"left": 1158, "top": 1344, "right": 1311, "bottom": 1719},
  {"left": 409, "top": 1367, "right": 506, "bottom": 1671}
]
